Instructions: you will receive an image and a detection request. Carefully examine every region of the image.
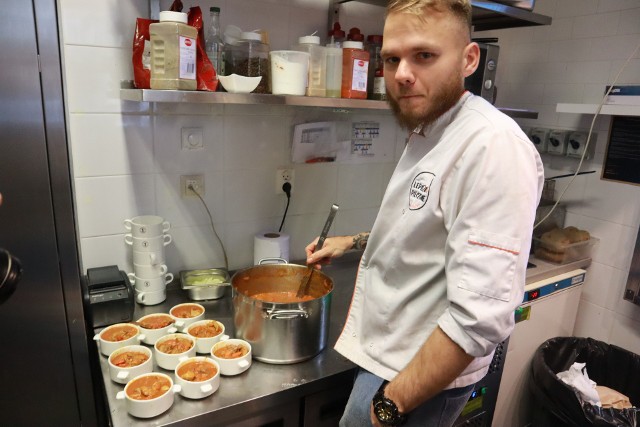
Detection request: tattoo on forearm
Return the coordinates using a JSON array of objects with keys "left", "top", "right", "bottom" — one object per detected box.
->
[{"left": 352, "top": 232, "right": 370, "bottom": 251}]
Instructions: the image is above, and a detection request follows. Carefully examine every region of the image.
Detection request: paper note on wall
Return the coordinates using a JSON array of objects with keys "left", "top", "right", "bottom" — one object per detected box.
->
[
  {"left": 291, "top": 121, "right": 339, "bottom": 163},
  {"left": 351, "top": 121, "right": 380, "bottom": 159}
]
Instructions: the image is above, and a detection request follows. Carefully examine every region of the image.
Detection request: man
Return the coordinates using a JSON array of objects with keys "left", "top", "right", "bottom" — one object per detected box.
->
[{"left": 305, "top": 1, "right": 544, "bottom": 426}]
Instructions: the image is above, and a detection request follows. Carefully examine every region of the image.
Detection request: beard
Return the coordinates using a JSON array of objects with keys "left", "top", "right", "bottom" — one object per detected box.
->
[{"left": 387, "top": 70, "right": 465, "bottom": 131}]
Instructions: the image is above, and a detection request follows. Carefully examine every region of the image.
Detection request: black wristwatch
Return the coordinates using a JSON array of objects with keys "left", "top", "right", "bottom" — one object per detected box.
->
[{"left": 372, "top": 381, "right": 407, "bottom": 426}]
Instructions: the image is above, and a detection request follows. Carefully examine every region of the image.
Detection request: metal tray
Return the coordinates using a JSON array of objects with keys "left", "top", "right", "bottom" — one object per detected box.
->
[{"left": 180, "top": 268, "right": 230, "bottom": 300}]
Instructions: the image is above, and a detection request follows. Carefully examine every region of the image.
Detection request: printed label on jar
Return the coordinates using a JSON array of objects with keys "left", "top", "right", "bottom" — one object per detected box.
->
[
  {"left": 179, "top": 36, "right": 196, "bottom": 80},
  {"left": 143, "top": 40, "right": 151, "bottom": 70},
  {"left": 351, "top": 59, "right": 369, "bottom": 92}
]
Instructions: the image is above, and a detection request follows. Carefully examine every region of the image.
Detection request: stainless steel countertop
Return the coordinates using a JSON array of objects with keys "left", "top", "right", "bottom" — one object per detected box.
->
[
  {"left": 96, "top": 252, "right": 590, "bottom": 426},
  {"left": 97, "top": 254, "right": 360, "bottom": 427}
]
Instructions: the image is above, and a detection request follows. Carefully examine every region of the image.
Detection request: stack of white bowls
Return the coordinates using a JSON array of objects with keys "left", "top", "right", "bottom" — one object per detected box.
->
[{"left": 124, "top": 215, "right": 173, "bottom": 305}]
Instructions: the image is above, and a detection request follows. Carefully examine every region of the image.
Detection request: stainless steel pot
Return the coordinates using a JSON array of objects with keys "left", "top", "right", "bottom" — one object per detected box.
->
[{"left": 231, "top": 259, "right": 333, "bottom": 364}]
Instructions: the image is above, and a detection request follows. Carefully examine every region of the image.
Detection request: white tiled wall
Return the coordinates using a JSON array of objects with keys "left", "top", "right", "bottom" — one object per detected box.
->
[
  {"left": 483, "top": 0, "right": 640, "bottom": 351},
  {"left": 59, "top": 0, "right": 640, "bottom": 350},
  {"left": 57, "top": 0, "right": 395, "bottom": 275}
]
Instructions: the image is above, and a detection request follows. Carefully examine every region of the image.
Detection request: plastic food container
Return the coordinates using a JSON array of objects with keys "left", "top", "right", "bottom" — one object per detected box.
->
[
  {"left": 270, "top": 50, "right": 310, "bottom": 96},
  {"left": 180, "top": 268, "right": 230, "bottom": 300},
  {"left": 533, "top": 236, "right": 599, "bottom": 264}
]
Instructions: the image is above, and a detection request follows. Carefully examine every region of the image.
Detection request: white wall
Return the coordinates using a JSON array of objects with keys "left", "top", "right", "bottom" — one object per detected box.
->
[
  {"left": 481, "top": 0, "right": 640, "bottom": 353},
  {"left": 59, "top": 0, "right": 640, "bottom": 351}
]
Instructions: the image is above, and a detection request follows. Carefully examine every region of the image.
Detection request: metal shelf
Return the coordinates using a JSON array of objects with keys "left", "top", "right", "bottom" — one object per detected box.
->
[
  {"left": 120, "top": 86, "right": 538, "bottom": 119},
  {"left": 330, "top": 0, "right": 551, "bottom": 32},
  {"left": 557, "top": 103, "right": 640, "bottom": 117}
]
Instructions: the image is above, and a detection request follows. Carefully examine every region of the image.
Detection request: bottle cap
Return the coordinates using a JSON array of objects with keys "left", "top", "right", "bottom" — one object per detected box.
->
[
  {"left": 343, "top": 41, "right": 364, "bottom": 49},
  {"left": 210, "top": 7, "right": 220, "bottom": 13},
  {"left": 159, "top": 11, "right": 188, "bottom": 24},
  {"left": 367, "top": 35, "right": 383, "bottom": 44},
  {"left": 299, "top": 35, "right": 321, "bottom": 45},
  {"left": 241, "top": 31, "right": 262, "bottom": 42},
  {"left": 348, "top": 33, "right": 364, "bottom": 42},
  {"left": 329, "top": 22, "right": 346, "bottom": 38}
]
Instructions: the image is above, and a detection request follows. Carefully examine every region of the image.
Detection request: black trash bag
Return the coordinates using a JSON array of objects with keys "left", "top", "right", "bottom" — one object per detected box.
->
[{"left": 530, "top": 337, "right": 640, "bottom": 427}]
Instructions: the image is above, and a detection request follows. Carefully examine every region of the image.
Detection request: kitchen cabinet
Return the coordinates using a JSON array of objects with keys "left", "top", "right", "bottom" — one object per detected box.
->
[{"left": 329, "top": 0, "right": 552, "bottom": 32}]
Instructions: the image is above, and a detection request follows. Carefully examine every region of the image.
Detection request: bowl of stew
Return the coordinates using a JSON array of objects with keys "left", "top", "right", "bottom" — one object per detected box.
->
[
  {"left": 154, "top": 333, "right": 197, "bottom": 370},
  {"left": 136, "top": 313, "right": 178, "bottom": 345},
  {"left": 108, "top": 345, "right": 153, "bottom": 384},
  {"left": 186, "top": 320, "right": 229, "bottom": 354},
  {"left": 116, "top": 372, "right": 181, "bottom": 418},
  {"left": 94, "top": 323, "right": 144, "bottom": 356},
  {"left": 169, "top": 303, "right": 205, "bottom": 331},
  {"left": 211, "top": 338, "right": 252, "bottom": 376},
  {"left": 174, "top": 356, "right": 220, "bottom": 399}
]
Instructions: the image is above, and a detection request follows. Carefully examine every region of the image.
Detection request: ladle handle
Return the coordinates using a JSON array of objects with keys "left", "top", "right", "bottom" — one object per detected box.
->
[{"left": 315, "top": 204, "right": 339, "bottom": 252}]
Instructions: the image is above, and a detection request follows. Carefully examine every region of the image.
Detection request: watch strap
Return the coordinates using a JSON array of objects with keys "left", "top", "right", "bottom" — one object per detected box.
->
[{"left": 373, "top": 380, "right": 407, "bottom": 426}]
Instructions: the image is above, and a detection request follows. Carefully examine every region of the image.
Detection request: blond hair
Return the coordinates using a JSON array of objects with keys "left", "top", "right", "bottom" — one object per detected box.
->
[{"left": 387, "top": 0, "right": 472, "bottom": 36}]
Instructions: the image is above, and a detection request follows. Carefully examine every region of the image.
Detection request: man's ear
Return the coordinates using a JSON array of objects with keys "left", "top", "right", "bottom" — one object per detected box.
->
[{"left": 462, "top": 42, "right": 480, "bottom": 78}]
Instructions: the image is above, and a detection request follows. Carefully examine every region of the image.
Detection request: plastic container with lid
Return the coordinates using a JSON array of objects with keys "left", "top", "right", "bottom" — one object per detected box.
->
[
  {"left": 325, "top": 43, "right": 343, "bottom": 98},
  {"left": 150, "top": 11, "right": 197, "bottom": 90},
  {"left": 341, "top": 41, "right": 369, "bottom": 99},
  {"left": 295, "top": 34, "right": 326, "bottom": 97},
  {"left": 234, "top": 31, "right": 270, "bottom": 93},
  {"left": 270, "top": 50, "right": 310, "bottom": 96},
  {"left": 366, "top": 35, "right": 386, "bottom": 100}
]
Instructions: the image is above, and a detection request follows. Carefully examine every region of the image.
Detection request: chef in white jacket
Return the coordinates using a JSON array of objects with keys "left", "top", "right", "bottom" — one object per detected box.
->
[{"left": 305, "top": 0, "right": 544, "bottom": 426}]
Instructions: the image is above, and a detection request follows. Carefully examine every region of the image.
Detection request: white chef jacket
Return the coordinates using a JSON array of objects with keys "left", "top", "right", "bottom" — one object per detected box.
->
[{"left": 334, "top": 92, "right": 544, "bottom": 389}]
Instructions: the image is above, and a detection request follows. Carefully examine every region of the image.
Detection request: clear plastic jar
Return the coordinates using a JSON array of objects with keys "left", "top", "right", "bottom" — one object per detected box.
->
[
  {"left": 234, "top": 31, "right": 270, "bottom": 93},
  {"left": 150, "top": 11, "right": 197, "bottom": 90},
  {"left": 295, "top": 35, "right": 327, "bottom": 97}
]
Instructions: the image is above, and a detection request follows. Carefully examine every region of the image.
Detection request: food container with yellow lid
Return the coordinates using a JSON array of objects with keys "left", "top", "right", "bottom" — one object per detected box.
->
[{"left": 180, "top": 268, "right": 230, "bottom": 300}]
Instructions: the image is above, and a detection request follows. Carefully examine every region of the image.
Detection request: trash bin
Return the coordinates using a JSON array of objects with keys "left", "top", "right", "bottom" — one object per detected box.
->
[{"left": 530, "top": 337, "right": 640, "bottom": 427}]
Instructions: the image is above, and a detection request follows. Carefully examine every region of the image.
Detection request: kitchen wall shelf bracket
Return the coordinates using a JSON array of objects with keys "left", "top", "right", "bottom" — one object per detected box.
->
[
  {"left": 557, "top": 103, "right": 640, "bottom": 117},
  {"left": 120, "top": 84, "right": 538, "bottom": 119},
  {"left": 329, "top": 0, "right": 551, "bottom": 32}
]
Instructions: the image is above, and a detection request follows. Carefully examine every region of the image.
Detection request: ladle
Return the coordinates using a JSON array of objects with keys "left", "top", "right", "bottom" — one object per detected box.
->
[{"left": 296, "top": 204, "right": 339, "bottom": 299}]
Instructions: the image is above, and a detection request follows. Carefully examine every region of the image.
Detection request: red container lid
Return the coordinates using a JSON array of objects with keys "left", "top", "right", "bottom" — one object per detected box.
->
[
  {"left": 367, "top": 35, "right": 383, "bottom": 44},
  {"left": 329, "top": 22, "right": 345, "bottom": 38}
]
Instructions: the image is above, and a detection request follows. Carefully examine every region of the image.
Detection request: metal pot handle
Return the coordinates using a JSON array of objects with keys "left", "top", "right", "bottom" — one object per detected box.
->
[
  {"left": 264, "top": 308, "right": 309, "bottom": 319},
  {"left": 258, "top": 257, "right": 288, "bottom": 265}
]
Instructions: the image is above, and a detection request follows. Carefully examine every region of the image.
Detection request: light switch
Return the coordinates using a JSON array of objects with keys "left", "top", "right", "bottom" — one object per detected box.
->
[
  {"left": 546, "top": 130, "right": 568, "bottom": 156},
  {"left": 566, "top": 131, "right": 595, "bottom": 159},
  {"left": 529, "top": 128, "right": 549, "bottom": 153},
  {"left": 181, "top": 127, "right": 204, "bottom": 150}
]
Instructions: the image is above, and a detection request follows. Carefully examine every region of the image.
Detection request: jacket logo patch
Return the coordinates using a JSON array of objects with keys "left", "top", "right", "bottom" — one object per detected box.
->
[{"left": 409, "top": 172, "right": 435, "bottom": 210}]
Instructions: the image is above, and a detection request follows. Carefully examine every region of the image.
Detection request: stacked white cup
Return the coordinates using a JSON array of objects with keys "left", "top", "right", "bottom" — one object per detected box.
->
[{"left": 124, "top": 215, "right": 173, "bottom": 306}]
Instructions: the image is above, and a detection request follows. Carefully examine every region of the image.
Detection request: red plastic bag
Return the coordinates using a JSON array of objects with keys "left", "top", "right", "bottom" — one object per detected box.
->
[{"left": 131, "top": 1, "right": 217, "bottom": 91}]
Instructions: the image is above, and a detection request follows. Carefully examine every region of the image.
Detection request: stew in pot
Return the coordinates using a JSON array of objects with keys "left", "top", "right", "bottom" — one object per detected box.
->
[{"left": 251, "top": 291, "right": 314, "bottom": 303}]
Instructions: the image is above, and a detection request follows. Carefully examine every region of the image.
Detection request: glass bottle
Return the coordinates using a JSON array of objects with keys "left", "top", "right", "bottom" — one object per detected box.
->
[{"left": 205, "top": 7, "right": 224, "bottom": 76}]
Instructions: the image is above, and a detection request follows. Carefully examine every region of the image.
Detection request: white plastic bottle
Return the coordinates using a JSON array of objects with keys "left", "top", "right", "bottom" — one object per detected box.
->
[
  {"left": 325, "top": 42, "right": 343, "bottom": 98},
  {"left": 150, "top": 11, "right": 197, "bottom": 90},
  {"left": 295, "top": 35, "right": 327, "bottom": 97}
]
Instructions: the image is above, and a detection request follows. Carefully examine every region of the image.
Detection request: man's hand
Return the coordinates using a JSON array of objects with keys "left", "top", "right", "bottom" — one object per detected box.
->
[{"left": 305, "top": 235, "right": 354, "bottom": 269}]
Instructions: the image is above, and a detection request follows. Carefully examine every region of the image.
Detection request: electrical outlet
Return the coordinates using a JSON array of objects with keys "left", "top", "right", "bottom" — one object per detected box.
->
[
  {"left": 275, "top": 168, "right": 294, "bottom": 194},
  {"left": 181, "top": 174, "right": 205, "bottom": 197}
]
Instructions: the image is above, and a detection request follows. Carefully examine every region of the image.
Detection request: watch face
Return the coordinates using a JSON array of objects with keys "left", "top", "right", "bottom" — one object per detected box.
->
[{"left": 374, "top": 399, "right": 396, "bottom": 422}]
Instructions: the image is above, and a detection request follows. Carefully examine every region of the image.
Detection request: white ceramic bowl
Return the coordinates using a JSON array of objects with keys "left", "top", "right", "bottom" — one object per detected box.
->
[
  {"left": 174, "top": 357, "right": 221, "bottom": 399},
  {"left": 169, "top": 303, "right": 205, "bottom": 331},
  {"left": 135, "top": 288, "right": 167, "bottom": 306},
  {"left": 136, "top": 313, "right": 178, "bottom": 345},
  {"left": 154, "top": 333, "right": 197, "bottom": 370},
  {"left": 116, "top": 372, "right": 181, "bottom": 418},
  {"left": 94, "top": 323, "right": 145, "bottom": 357},
  {"left": 211, "top": 338, "right": 252, "bottom": 376},
  {"left": 108, "top": 345, "right": 153, "bottom": 384},
  {"left": 217, "top": 74, "right": 261, "bottom": 93},
  {"left": 186, "top": 319, "right": 229, "bottom": 354}
]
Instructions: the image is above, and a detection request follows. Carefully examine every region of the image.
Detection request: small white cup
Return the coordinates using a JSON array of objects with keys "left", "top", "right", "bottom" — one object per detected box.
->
[
  {"left": 154, "top": 333, "right": 197, "bottom": 370},
  {"left": 135, "top": 288, "right": 167, "bottom": 306},
  {"left": 108, "top": 345, "right": 153, "bottom": 384},
  {"left": 136, "top": 313, "right": 178, "bottom": 345},
  {"left": 169, "top": 303, "right": 205, "bottom": 331},
  {"left": 124, "top": 215, "right": 171, "bottom": 237},
  {"left": 211, "top": 338, "right": 252, "bottom": 376},
  {"left": 186, "top": 320, "right": 229, "bottom": 354},
  {"left": 116, "top": 373, "right": 180, "bottom": 418},
  {"left": 128, "top": 272, "right": 174, "bottom": 292},
  {"left": 132, "top": 250, "right": 165, "bottom": 266},
  {"left": 133, "top": 263, "right": 168, "bottom": 279},
  {"left": 174, "top": 357, "right": 221, "bottom": 399},
  {"left": 124, "top": 234, "right": 172, "bottom": 252},
  {"left": 94, "top": 323, "right": 145, "bottom": 357}
]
